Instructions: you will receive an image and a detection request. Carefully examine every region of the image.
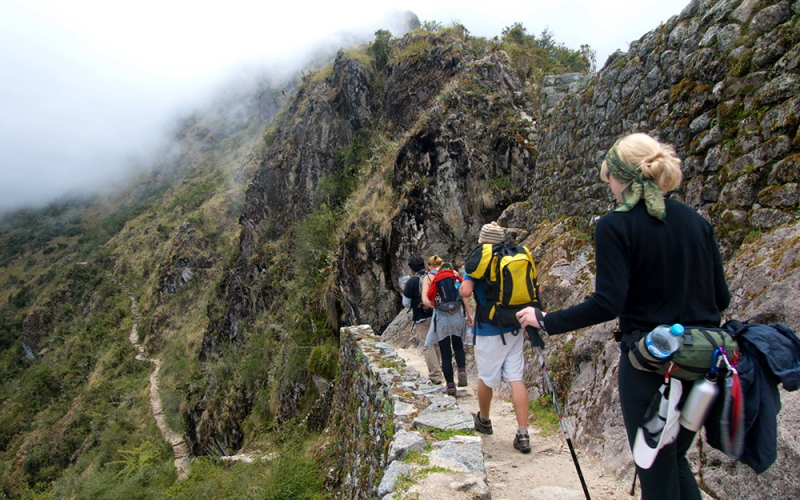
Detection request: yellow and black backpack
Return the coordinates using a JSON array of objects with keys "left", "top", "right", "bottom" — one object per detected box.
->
[{"left": 465, "top": 243, "right": 541, "bottom": 342}]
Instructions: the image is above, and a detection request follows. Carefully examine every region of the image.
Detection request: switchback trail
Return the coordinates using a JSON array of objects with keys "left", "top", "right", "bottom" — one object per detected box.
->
[{"left": 393, "top": 343, "right": 634, "bottom": 500}]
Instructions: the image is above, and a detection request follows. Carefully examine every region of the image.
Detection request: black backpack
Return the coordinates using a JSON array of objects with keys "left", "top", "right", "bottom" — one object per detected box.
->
[
  {"left": 433, "top": 273, "right": 462, "bottom": 312},
  {"left": 415, "top": 270, "right": 429, "bottom": 310}
]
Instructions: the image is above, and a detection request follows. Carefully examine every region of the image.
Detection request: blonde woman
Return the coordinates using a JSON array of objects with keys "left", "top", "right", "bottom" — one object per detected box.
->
[
  {"left": 421, "top": 255, "right": 471, "bottom": 396},
  {"left": 518, "top": 133, "right": 730, "bottom": 500}
]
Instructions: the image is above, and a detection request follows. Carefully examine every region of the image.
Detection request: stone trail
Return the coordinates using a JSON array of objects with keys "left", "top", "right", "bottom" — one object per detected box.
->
[
  {"left": 391, "top": 341, "right": 637, "bottom": 500},
  {"left": 114, "top": 277, "right": 191, "bottom": 480}
]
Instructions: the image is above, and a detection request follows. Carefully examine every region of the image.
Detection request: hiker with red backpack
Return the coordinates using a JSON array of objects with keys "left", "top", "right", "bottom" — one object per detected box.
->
[
  {"left": 402, "top": 257, "right": 444, "bottom": 385},
  {"left": 421, "top": 255, "right": 471, "bottom": 396}
]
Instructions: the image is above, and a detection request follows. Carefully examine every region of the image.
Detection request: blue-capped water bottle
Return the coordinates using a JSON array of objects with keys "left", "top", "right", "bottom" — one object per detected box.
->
[{"left": 644, "top": 324, "right": 685, "bottom": 359}]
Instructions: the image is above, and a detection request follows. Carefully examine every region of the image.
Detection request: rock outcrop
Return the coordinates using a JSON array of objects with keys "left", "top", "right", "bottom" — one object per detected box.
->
[
  {"left": 527, "top": 0, "right": 799, "bottom": 259},
  {"left": 506, "top": 1, "right": 800, "bottom": 497}
]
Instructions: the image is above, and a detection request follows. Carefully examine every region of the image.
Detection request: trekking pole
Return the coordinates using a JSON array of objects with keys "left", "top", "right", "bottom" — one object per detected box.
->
[{"left": 527, "top": 327, "right": 592, "bottom": 500}]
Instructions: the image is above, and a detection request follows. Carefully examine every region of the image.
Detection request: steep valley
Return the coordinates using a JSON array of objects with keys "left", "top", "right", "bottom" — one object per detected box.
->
[{"left": 1, "top": 1, "right": 799, "bottom": 498}]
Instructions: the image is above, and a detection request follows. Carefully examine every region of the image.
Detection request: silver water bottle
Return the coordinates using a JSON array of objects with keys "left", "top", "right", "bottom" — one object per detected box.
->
[{"left": 679, "top": 373, "right": 719, "bottom": 432}]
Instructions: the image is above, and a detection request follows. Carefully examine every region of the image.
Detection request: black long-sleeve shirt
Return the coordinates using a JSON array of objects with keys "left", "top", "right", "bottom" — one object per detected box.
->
[{"left": 545, "top": 199, "right": 730, "bottom": 335}]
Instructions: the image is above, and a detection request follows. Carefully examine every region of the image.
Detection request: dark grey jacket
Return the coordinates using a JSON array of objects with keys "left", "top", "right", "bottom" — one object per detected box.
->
[{"left": 705, "top": 322, "right": 800, "bottom": 474}]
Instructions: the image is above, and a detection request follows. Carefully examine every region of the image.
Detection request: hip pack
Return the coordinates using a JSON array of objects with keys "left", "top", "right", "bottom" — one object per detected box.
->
[{"left": 628, "top": 325, "right": 742, "bottom": 381}]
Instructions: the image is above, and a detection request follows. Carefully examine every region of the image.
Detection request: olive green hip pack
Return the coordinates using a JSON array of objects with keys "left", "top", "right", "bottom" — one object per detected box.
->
[{"left": 627, "top": 326, "right": 741, "bottom": 381}]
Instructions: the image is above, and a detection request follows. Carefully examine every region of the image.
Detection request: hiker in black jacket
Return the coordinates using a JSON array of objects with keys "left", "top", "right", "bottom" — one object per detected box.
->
[
  {"left": 518, "top": 133, "right": 730, "bottom": 500},
  {"left": 402, "top": 257, "right": 443, "bottom": 384}
]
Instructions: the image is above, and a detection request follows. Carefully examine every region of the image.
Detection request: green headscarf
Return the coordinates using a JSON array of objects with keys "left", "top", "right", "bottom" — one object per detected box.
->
[{"left": 604, "top": 140, "right": 666, "bottom": 221}]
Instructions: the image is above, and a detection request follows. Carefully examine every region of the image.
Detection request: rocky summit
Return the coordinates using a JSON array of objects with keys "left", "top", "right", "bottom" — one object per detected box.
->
[{"left": 0, "top": 1, "right": 798, "bottom": 498}]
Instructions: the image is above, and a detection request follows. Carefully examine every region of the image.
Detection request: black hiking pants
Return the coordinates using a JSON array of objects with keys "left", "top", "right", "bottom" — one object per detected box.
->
[
  {"left": 437, "top": 335, "right": 466, "bottom": 385},
  {"left": 618, "top": 351, "right": 701, "bottom": 500}
]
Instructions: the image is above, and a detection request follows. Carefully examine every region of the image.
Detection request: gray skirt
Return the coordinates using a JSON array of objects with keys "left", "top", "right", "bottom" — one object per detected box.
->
[{"left": 424, "top": 306, "right": 467, "bottom": 347}]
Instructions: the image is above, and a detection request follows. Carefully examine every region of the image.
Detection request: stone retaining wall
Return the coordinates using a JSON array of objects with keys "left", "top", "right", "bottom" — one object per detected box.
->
[
  {"left": 325, "top": 325, "right": 488, "bottom": 500},
  {"left": 509, "top": 1, "right": 800, "bottom": 497},
  {"left": 528, "top": 0, "right": 800, "bottom": 259}
]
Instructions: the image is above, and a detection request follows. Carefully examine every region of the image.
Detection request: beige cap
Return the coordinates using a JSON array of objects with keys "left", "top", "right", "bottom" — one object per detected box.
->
[{"left": 479, "top": 222, "right": 505, "bottom": 244}]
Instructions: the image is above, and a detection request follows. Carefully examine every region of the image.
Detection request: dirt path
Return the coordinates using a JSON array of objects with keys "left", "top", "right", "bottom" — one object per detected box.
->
[
  {"left": 394, "top": 344, "right": 634, "bottom": 500},
  {"left": 116, "top": 279, "right": 191, "bottom": 479}
]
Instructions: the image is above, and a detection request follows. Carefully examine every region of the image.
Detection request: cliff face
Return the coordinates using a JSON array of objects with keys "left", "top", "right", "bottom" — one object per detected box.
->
[
  {"left": 510, "top": 1, "right": 800, "bottom": 497},
  {"left": 338, "top": 49, "right": 539, "bottom": 332},
  {"left": 201, "top": 50, "right": 374, "bottom": 357},
  {"left": 527, "top": 0, "right": 799, "bottom": 258}
]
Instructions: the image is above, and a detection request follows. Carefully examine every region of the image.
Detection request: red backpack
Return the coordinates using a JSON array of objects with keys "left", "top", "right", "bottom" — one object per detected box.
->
[{"left": 427, "top": 269, "right": 463, "bottom": 312}]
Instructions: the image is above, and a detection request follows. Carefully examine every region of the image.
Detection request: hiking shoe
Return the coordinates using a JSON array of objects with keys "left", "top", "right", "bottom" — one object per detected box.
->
[
  {"left": 513, "top": 433, "right": 531, "bottom": 454},
  {"left": 446, "top": 383, "right": 457, "bottom": 396},
  {"left": 457, "top": 370, "right": 468, "bottom": 387},
  {"left": 473, "top": 413, "right": 493, "bottom": 435}
]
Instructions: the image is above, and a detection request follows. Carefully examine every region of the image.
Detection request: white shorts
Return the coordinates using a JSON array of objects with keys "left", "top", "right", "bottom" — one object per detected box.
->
[{"left": 474, "top": 330, "right": 525, "bottom": 389}]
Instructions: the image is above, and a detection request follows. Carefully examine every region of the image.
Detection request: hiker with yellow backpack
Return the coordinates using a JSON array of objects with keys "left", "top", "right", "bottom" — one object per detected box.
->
[{"left": 460, "top": 222, "right": 542, "bottom": 454}]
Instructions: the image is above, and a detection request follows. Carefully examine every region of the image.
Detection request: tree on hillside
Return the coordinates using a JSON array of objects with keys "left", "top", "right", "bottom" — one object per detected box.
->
[
  {"left": 500, "top": 23, "right": 595, "bottom": 83},
  {"left": 369, "top": 29, "right": 393, "bottom": 72}
]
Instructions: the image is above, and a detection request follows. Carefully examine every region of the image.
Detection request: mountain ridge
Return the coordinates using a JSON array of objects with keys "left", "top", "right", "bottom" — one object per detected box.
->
[{"left": 1, "top": 1, "right": 799, "bottom": 497}]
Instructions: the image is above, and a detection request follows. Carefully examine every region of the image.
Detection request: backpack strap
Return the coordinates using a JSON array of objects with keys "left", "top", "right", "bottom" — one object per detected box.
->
[
  {"left": 698, "top": 328, "right": 721, "bottom": 352},
  {"left": 616, "top": 330, "right": 644, "bottom": 344},
  {"left": 493, "top": 248, "right": 504, "bottom": 339}
]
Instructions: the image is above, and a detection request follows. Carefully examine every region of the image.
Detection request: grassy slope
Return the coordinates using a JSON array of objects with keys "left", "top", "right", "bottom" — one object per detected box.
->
[
  {"left": 0, "top": 22, "right": 591, "bottom": 499},
  {"left": 0, "top": 85, "right": 270, "bottom": 498}
]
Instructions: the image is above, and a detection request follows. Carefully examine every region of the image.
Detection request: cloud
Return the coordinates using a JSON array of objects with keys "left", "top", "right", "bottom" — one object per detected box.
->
[{"left": 0, "top": 0, "right": 689, "bottom": 213}]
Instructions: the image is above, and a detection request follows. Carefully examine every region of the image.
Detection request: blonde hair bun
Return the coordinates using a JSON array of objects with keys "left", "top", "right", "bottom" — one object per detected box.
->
[{"left": 616, "top": 133, "right": 683, "bottom": 192}]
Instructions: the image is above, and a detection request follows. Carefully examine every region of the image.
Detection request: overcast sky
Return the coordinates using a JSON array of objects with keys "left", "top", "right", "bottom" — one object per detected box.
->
[{"left": 0, "top": 0, "right": 689, "bottom": 214}]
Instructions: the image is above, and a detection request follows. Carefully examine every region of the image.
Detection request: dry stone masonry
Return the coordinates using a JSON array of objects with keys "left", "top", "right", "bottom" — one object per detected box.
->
[
  {"left": 531, "top": 0, "right": 799, "bottom": 259},
  {"left": 324, "top": 325, "right": 489, "bottom": 500},
  {"left": 516, "top": 1, "right": 800, "bottom": 498}
]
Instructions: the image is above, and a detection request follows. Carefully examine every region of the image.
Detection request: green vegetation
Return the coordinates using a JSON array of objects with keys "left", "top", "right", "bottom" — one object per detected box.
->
[
  {"left": 307, "top": 341, "right": 339, "bottom": 380},
  {"left": 492, "top": 175, "right": 513, "bottom": 190},
  {"left": 402, "top": 450, "right": 429, "bottom": 466},
  {"left": 498, "top": 24, "right": 595, "bottom": 85},
  {"left": 0, "top": 61, "right": 270, "bottom": 497},
  {"left": 390, "top": 461, "right": 454, "bottom": 500},
  {"left": 369, "top": 29, "right": 393, "bottom": 72},
  {"left": 293, "top": 204, "right": 341, "bottom": 290},
  {"left": 416, "top": 426, "right": 475, "bottom": 442},
  {"left": 380, "top": 359, "right": 402, "bottom": 369},
  {"left": 409, "top": 21, "right": 593, "bottom": 95},
  {"left": 166, "top": 430, "right": 328, "bottom": 500},
  {"left": 0, "top": 17, "right": 601, "bottom": 498},
  {"left": 529, "top": 395, "right": 560, "bottom": 436},
  {"left": 569, "top": 226, "right": 593, "bottom": 241},
  {"left": 0, "top": 265, "right": 162, "bottom": 498}
]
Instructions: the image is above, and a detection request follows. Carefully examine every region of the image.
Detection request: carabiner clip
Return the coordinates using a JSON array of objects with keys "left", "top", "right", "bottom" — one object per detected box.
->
[
  {"left": 711, "top": 348, "right": 723, "bottom": 374},
  {"left": 718, "top": 347, "right": 738, "bottom": 375}
]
